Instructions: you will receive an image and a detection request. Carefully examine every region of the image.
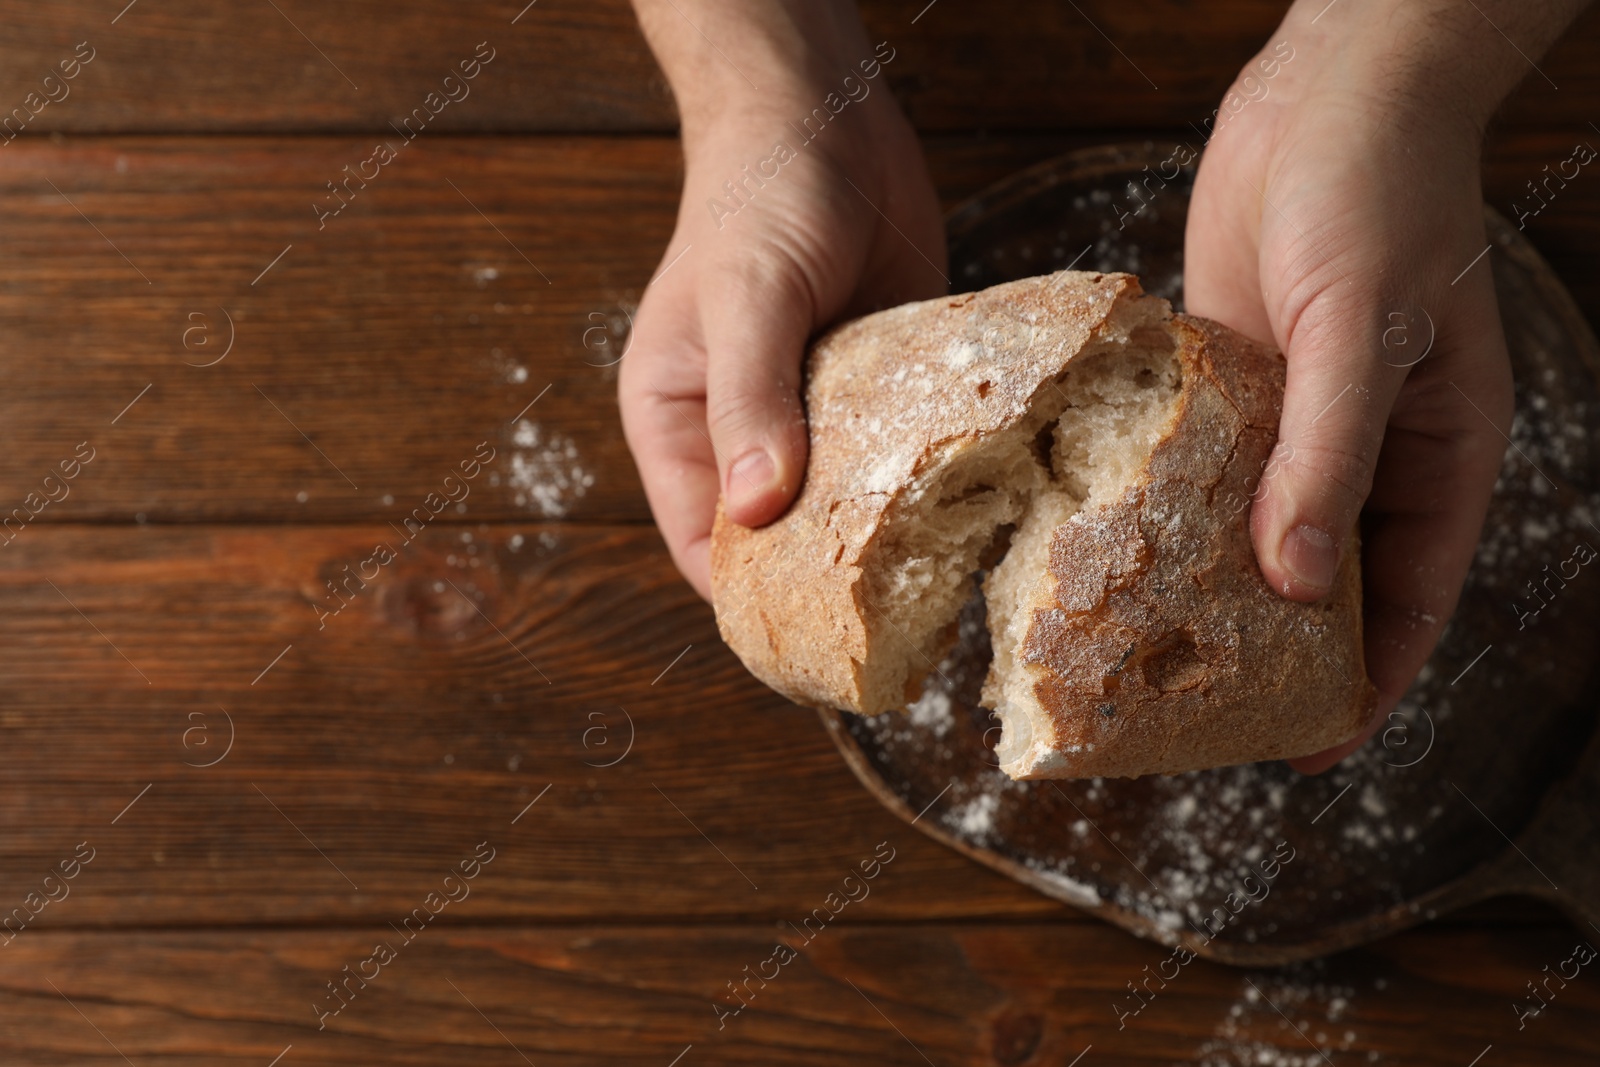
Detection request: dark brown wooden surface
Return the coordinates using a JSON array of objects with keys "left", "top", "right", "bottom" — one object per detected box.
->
[
  {"left": 3, "top": 924, "right": 1597, "bottom": 1065},
  {"left": 1, "top": 132, "right": 1596, "bottom": 524},
  {"left": 0, "top": 524, "right": 1082, "bottom": 925},
  {"left": 2, "top": 2, "right": 1598, "bottom": 1064},
  {"left": 2, "top": 1, "right": 1596, "bottom": 133}
]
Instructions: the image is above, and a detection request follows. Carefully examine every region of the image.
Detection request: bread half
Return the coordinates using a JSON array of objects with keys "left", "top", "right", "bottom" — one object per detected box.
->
[{"left": 710, "top": 271, "right": 1374, "bottom": 779}]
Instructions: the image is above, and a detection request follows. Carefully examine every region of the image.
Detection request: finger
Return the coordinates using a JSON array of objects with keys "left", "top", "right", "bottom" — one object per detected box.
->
[
  {"left": 1286, "top": 696, "right": 1392, "bottom": 775},
  {"left": 624, "top": 389, "right": 720, "bottom": 601},
  {"left": 700, "top": 245, "right": 815, "bottom": 528},
  {"left": 1182, "top": 146, "right": 1272, "bottom": 341},
  {"left": 1182, "top": 144, "right": 1391, "bottom": 603},
  {"left": 1247, "top": 283, "right": 1409, "bottom": 603},
  {"left": 617, "top": 248, "right": 719, "bottom": 601},
  {"left": 1289, "top": 276, "right": 1512, "bottom": 773}
]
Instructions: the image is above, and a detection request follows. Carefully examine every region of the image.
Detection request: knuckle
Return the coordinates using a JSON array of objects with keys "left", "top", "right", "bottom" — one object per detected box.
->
[
  {"left": 705, "top": 387, "right": 782, "bottom": 439},
  {"left": 701, "top": 241, "right": 813, "bottom": 312},
  {"left": 1281, "top": 440, "right": 1376, "bottom": 515}
]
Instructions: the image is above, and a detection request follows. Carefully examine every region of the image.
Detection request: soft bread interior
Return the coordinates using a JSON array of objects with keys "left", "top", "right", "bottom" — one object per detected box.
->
[
  {"left": 853, "top": 299, "right": 1183, "bottom": 755},
  {"left": 854, "top": 413, "right": 1049, "bottom": 713},
  {"left": 984, "top": 323, "right": 1182, "bottom": 770}
]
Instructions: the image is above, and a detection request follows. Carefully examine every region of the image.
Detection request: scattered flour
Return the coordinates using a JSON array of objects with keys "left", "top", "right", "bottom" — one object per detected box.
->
[
  {"left": 945, "top": 339, "right": 984, "bottom": 369},
  {"left": 509, "top": 419, "right": 594, "bottom": 517},
  {"left": 862, "top": 453, "right": 907, "bottom": 495},
  {"left": 945, "top": 792, "right": 1000, "bottom": 842},
  {"left": 489, "top": 346, "right": 529, "bottom": 384},
  {"left": 1196, "top": 963, "right": 1381, "bottom": 1067},
  {"left": 1021, "top": 857, "right": 1102, "bottom": 908},
  {"left": 908, "top": 686, "right": 954, "bottom": 738}
]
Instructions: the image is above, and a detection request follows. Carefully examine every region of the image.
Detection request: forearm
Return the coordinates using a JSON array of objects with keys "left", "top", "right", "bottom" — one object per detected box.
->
[
  {"left": 630, "top": 0, "right": 870, "bottom": 130},
  {"left": 1279, "top": 0, "right": 1591, "bottom": 128}
]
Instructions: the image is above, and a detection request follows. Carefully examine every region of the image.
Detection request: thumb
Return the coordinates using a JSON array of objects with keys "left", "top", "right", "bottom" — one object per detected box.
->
[
  {"left": 1250, "top": 293, "right": 1405, "bottom": 601},
  {"left": 700, "top": 248, "right": 815, "bottom": 527}
]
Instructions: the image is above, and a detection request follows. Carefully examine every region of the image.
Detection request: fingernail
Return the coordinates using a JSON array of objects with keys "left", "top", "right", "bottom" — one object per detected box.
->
[
  {"left": 1281, "top": 523, "right": 1338, "bottom": 595},
  {"left": 727, "top": 447, "right": 777, "bottom": 505}
]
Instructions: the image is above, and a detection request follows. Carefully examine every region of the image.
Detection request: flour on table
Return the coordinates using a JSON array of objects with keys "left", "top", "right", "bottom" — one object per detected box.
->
[
  {"left": 509, "top": 419, "right": 594, "bottom": 517},
  {"left": 490, "top": 346, "right": 529, "bottom": 384},
  {"left": 1196, "top": 962, "right": 1380, "bottom": 1067}
]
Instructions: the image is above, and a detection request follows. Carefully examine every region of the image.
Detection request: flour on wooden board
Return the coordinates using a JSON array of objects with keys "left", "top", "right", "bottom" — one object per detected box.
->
[
  {"left": 945, "top": 791, "right": 1000, "bottom": 842},
  {"left": 1196, "top": 962, "right": 1384, "bottom": 1066},
  {"left": 509, "top": 418, "right": 594, "bottom": 517},
  {"left": 490, "top": 346, "right": 529, "bottom": 384},
  {"left": 908, "top": 686, "right": 954, "bottom": 738}
]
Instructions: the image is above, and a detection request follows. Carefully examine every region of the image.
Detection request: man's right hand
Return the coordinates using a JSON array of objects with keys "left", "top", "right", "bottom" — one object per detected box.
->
[{"left": 620, "top": 0, "right": 947, "bottom": 600}]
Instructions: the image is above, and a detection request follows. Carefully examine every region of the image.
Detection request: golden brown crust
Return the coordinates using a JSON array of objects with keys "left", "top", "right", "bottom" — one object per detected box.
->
[
  {"left": 1008, "top": 316, "right": 1373, "bottom": 778},
  {"left": 712, "top": 271, "right": 1144, "bottom": 711},
  {"left": 712, "top": 270, "right": 1375, "bottom": 778}
]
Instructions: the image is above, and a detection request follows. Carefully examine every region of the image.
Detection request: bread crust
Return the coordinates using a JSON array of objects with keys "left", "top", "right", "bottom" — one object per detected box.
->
[
  {"left": 711, "top": 270, "right": 1375, "bottom": 778},
  {"left": 712, "top": 271, "right": 1143, "bottom": 712},
  {"left": 999, "top": 314, "right": 1374, "bottom": 779}
]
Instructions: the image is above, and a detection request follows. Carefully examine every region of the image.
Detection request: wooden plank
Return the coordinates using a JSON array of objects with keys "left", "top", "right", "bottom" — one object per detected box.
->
[
  {"left": 0, "top": 135, "right": 670, "bottom": 525},
  {"left": 1, "top": 924, "right": 1595, "bottom": 1065},
  {"left": 1, "top": 1, "right": 1596, "bottom": 134},
  {"left": 0, "top": 523, "right": 1582, "bottom": 934},
  {"left": 1, "top": 131, "right": 1595, "bottom": 527},
  {"left": 0, "top": 132, "right": 1098, "bottom": 527},
  {"left": 0, "top": 522, "right": 1081, "bottom": 925},
  {"left": 0, "top": 0, "right": 676, "bottom": 133},
  {"left": 0, "top": 5, "right": 1592, "bottom": 1063}
]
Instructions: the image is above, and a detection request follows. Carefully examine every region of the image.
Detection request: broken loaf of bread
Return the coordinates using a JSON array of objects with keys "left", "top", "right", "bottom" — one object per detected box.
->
[{"left": 710, "top": 270, "right": 1374, "bottom": 779}]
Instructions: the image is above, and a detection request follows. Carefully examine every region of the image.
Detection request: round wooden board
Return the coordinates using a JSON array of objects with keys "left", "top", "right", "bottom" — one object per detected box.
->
[{"left": 819, "top": 142, "right": 1600, "bottom": 965}]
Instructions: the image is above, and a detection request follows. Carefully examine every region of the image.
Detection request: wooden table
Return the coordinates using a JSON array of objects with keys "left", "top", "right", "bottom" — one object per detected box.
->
[{"left": 1, "top": 3, "right": 1597, "bottom": 1063}]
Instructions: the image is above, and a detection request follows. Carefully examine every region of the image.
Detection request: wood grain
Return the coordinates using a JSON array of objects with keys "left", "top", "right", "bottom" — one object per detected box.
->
[
  {"left": 0, "top": 0, "right": 675, "bottom": 133},
  {"left": 2, "top": 3, "right": 1598, "bottom": 1060},
  {"left": 0, "top": 0, "right": 1595, "bottom": 134},
  {"left": 1, "top": 924, "right": 1596, "bottom": 1065},
  {"left": 0, "top": 132, "right": 1594, "bottom": 526},
  {"left": 0, "top": 522, "right": 1079, "bottom": 925},
  {"left": 0, "top": 522, "right": 1586, "bottom": 939}
]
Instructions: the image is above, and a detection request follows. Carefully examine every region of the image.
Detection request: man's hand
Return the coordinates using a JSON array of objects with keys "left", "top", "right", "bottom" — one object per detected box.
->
[
  {"left": 621, "top": 0, "right": 946, "bottom": 600},
  {"left": 1185, "top": 0, "right": 1590, "bottom": 771}
]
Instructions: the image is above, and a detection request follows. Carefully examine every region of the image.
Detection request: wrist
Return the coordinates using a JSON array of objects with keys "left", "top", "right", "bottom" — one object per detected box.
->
[
  {"left": 632, "top": 0, "right": 879, "bottom": 133},
  {"left": 1278, "top": 0, "right": 1586, "bottom": 135},
  {"left": 678, "top": 44, "right": 906, "bottom": 172}
]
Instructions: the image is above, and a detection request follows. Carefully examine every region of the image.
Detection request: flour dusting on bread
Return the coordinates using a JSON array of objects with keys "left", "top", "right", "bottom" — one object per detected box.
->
[
  {"left": 985, "top": 313, "right": 1183, "bottom": 772},
  {"left": 710, "top": 270, "right": 1373, "bottom": 779}
]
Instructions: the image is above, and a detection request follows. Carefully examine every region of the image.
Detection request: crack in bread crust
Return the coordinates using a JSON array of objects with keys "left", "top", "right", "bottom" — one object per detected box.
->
[
  {"left": 998, "top": 316, "right": 1372, "bottom": 778},
  {"left": 710, "top": 271, "right": 1374, "bottom": 778}
]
